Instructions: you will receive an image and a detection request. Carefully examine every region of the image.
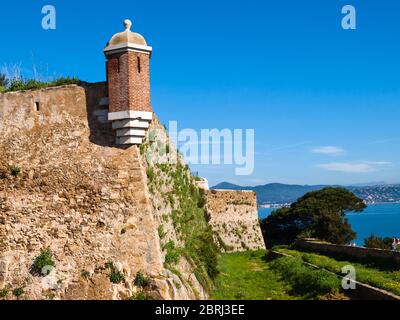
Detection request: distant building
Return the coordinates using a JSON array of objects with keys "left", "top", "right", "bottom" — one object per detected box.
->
[{"left": 195, "top": 178, "right": 210, "bottom": 191}]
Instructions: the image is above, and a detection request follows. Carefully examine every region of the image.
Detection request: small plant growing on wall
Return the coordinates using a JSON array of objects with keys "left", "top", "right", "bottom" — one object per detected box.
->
[
  {"left": 0, "top": 285, "right": 10, "bottom": 299},
  {"left": 110, "top": 271, "right": 124, "bottom": 284},
  {"left": 12, "top": 287, "right": 24, "bottom": 298},
  {"left": 10, "top": 165, "right": 21, "bottom": 177},
  {"left": 163, "top": 241, "right": 181, "bottom": 265},
  {"left": 105, "top": 261, "right": 125, "bottom": 284},
  {"left": 134, "top": 272, "right": 150, "bottom": 289},
  {"left": 32, "top": 248, "right": 55, "bottom": 276}
]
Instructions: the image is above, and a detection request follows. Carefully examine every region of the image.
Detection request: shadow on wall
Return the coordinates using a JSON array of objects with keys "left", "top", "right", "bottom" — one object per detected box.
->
[{"left": 82, "top": 82, "right": 129, "bottom": 150}]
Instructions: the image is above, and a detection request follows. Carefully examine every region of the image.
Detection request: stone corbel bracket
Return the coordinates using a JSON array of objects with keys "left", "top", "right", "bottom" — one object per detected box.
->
[{"left": 108, "top": 110, "right": 153, "bottom": 145}]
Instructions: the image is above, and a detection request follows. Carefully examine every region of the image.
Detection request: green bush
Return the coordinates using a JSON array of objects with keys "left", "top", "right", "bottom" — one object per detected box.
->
[
  {"left": 364, "top": 235, "right": 393, "bottom": 250},
  {"left": 33, "top": 249, "right": 55, "bottom": 275},
  {"left": 10, "top": 165, "right": 21, "bottom": 177},
  {"left": 134, "top": 272, "right": 150, "bottom": 288},
  {"left": 164, "top": 241, "right": 181, "bottom": 265},
  {"left": 110, "top": 271, "right": 125, "bottom": 284},
  {"left": 105, "top": 261, "right": 125, "bottom": 284},
  {"left": 12, "top": 287, "right": 24, "bottom": 298},
  {"left": 0, "top": 287, "right": 8, "bottom": 298}
]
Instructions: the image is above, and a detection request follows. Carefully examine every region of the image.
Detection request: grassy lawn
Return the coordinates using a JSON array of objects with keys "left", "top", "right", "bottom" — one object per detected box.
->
[
  {"left": 212, "top": 250, "right": 352, "bottom": 300},
  {"left": 275, "top": 248, "right": 400, "bottom": 296},
  {"left": 212, "top": 250, "right": 298, "bottom": 300}
]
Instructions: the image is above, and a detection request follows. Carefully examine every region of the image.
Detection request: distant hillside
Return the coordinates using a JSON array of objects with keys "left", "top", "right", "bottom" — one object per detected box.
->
[{"left": 212, "top": 182, "right": 400, "bottom": 205}]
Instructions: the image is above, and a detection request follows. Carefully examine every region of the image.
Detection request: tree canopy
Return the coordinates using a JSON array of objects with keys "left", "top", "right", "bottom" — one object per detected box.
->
[
  {"left": 260, "top": 187, "right": 366, "bottom": 245},
  {"left": 364, "top": 235, "right": 393, "bottom": 250}
]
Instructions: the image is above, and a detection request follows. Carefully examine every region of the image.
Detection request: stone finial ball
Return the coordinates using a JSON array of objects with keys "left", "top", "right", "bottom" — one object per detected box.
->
[{"left": 124, "top": 19, "right": 132, "bottom": 31}]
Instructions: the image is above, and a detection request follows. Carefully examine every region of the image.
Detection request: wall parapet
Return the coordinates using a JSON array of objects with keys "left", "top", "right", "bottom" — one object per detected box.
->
[
  {"left": 295, "top": 239, "right": 400, "bottom": 267},
  {"left": 205, "top": 189, "right": 265, "bottom": 252}
]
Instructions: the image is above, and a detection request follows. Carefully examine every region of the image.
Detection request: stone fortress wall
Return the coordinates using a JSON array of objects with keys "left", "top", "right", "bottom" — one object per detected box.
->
[
  {"left": 0, "top": 84, "right": 195, "bottom": 300},
  {"left": 206, "top": 190, "right": 265, "bottom": 252},
  {"left": 0, "top": 84, "right": 265, "bottom": 300}
]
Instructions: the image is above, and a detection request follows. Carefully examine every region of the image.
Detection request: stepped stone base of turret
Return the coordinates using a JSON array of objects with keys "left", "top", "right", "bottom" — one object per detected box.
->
[{"left": 108, "top": 110, "right": 153, "bottom": 145}]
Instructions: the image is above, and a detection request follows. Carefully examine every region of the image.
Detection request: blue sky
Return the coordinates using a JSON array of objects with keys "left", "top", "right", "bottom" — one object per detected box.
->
[{"left": 1, "top": 0, "right": 400, "bottom": 186}]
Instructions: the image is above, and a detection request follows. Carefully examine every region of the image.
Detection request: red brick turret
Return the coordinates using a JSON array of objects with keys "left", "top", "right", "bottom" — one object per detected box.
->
[{"left": 104, "top": 19, "right": 153, "bottom": 145}]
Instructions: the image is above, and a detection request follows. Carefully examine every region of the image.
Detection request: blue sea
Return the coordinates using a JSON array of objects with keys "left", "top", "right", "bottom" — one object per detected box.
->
[{"left": 258, "top": 203, "right": 400, "bottom": 246}]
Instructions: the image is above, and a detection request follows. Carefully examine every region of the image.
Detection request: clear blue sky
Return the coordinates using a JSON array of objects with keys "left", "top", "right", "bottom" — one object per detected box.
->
[{"left": 1, "top": 0, "right": 400, "bottom": 186}]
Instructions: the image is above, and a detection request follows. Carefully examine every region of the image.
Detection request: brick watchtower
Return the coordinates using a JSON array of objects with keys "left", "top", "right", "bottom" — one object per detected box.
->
[{"left": 104, "top": 19, "right": 153, "bottom": 145}]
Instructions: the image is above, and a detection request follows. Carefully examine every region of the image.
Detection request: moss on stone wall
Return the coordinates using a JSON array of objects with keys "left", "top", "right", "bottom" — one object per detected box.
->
[{"left": 142, "top": 125, "right": 219, "bottom": 294}]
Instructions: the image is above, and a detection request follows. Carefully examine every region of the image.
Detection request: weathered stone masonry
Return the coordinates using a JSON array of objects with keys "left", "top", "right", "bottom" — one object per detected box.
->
[
  {"left": 0, "top": 19, "right": 266, "bottom": 300},
  {"left": 206, "top": 190, "right": 265, "bottom": 252}
]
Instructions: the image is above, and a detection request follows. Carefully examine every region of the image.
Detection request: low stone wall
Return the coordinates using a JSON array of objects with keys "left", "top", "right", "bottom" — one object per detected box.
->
[
  {"left": 205, "top": 190, "right": 265, "bottom": 252},
  {"left": 270, "top": 250, "right": 400, "bottom": 300},
  {"left": 295, "top": 240, "right": 400, "bottom": 267}
]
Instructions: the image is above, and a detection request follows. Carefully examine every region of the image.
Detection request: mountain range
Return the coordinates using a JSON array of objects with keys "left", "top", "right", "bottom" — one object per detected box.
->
[{"left": 212, "top": 182, "right": 400, "bottom": 205}]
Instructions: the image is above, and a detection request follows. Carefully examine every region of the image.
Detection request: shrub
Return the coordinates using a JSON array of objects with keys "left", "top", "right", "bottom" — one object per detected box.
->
[
  {"left": 164, "top": 241, "right": 181, "bottom": 265},
  {"left": 10, "top": 165, "right": 21, "bottom": 177},
  {"left": 105, "top": 261, "right": 125, "bottom": 284},
  {"left": 134, "top": 272, "right": 150, "bottom": 288},
  {"left": 32, "top": 249, "right": 55, "bottom": 276},
  {"left": 0, "top": 287, "right": 8, "bottom": 298},
  {"left": 364, "top": 235, "right": 393, "bottom": 250},
  {"left": 110, "top": 271, "right": 125, "bottom": 284},
  {"left": 12, "top": 287, "right": 24, "bottom": 298}
]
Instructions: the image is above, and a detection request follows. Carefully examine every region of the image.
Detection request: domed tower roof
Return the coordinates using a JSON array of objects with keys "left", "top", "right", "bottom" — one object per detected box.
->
[
  {"left": 104, "top": 19, "right": 152, "bottom": 56},
  {"left": 107, "top": 19, "right": 147, "bottom": 46}
]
